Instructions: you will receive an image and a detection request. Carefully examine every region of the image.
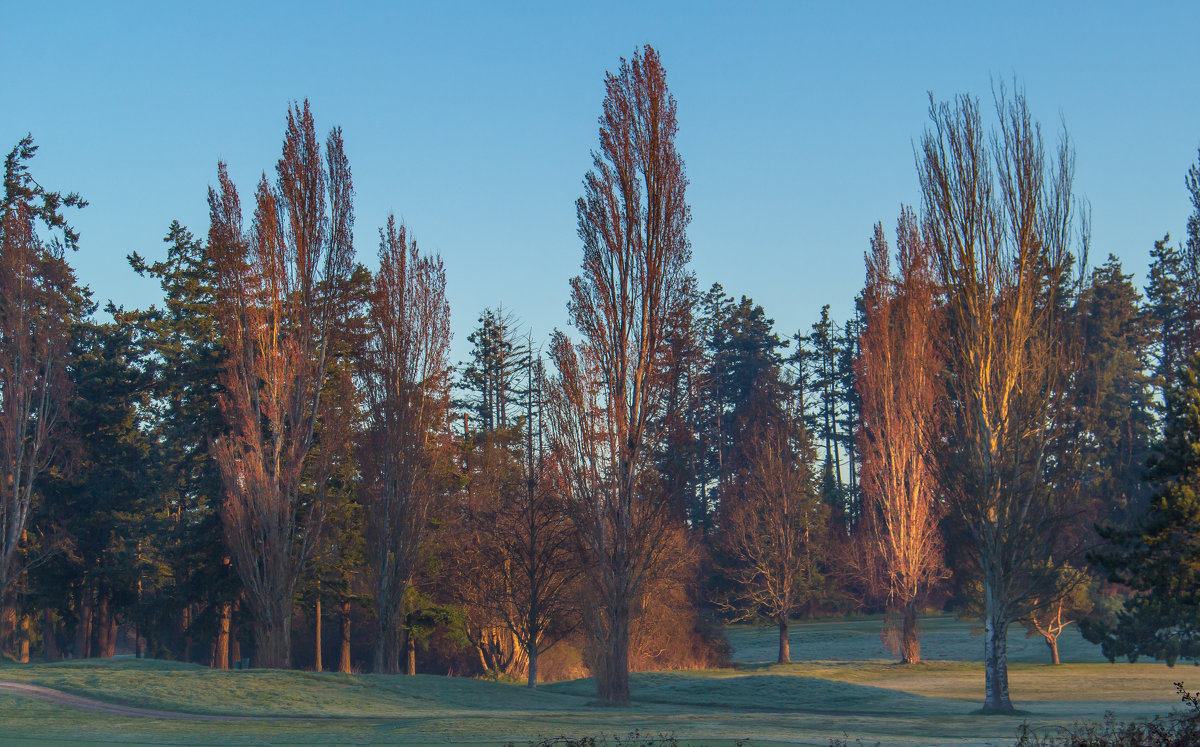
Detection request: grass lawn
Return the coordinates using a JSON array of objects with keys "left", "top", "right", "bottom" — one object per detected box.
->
[{"left": 0, "top": 615, "right": 1191, "bottom": 745}]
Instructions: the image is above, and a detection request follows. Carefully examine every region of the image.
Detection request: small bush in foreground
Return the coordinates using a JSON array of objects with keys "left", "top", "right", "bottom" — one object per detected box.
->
[{"left": 1015, "top": 682, "right": 1200, "bottom": 746}]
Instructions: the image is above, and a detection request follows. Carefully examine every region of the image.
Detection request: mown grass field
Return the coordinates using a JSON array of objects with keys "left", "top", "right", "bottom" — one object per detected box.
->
[{"left": 0, "top": 615, "right": 1190, "bottom": 746}]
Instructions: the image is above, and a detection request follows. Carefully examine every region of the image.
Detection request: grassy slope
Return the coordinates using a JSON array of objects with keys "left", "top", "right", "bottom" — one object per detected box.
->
[{"left": 0, "top": 615, "right": 1190, "bottom": 746}]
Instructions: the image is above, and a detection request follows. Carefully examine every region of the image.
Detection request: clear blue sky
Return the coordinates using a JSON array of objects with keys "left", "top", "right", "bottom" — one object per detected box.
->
[{"left": 4, "top": 2, "right": 1198, "bottom": 364}]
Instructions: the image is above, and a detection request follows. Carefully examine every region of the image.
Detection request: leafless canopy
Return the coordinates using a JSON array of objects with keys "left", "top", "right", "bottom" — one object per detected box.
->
[
  {"left": 360, "top": 215, "right": 451, "bottom": 674},
  {"left": 919, "top": 84, "right": 1084, "bottom": 712},
  {"left": 548, "top": 44, "right": 693, "bottom": 704},
  {"left": 208, "top": 102, "right": 356, "bottom": 668},
  {"left": 718, "top": 418, "right": 825, "bottom": 664}
]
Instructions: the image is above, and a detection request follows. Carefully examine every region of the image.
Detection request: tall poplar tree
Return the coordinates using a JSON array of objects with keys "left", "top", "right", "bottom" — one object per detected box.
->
[
  {"left": 919, "top": 87, "right": 1084, "bottom": 713},
  {"left": 856, "top": 208, "right": 946, "bottom": 664},
  {"left": 549, "top": 44, "right": 693, "bottom": 704},
  {"left": 208, "top": 103, "right": 356, "bottom": 668},
  {"left": 360, "top": 216, "right": 451, "bottom": 674}
]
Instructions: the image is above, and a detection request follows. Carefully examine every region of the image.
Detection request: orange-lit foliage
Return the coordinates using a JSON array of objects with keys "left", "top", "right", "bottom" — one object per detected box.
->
[{"left": 856, "top": 207, "right": 946, "bottom": 664}]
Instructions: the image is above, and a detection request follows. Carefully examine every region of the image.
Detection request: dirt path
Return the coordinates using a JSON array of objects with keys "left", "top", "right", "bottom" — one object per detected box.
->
[{"left": 0, "top": 680, "right": 282, "bottom": 720}]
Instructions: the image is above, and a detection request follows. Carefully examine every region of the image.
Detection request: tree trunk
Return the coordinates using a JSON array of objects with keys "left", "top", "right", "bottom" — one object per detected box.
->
[
  {"left": 102, "top": 609, "right": 118, "bottom": 658},
  {"left": 982, "top": 581, "right": 1013, "bottom": 713},
  {"left": 180, "top": 605, "right": 192, "bottom": 663},
  {"left": 76, "top": 593, "right": 93, "bottom": 659},
  {"left": 41, "top": 608, "right": 58, "bottom": 660},
  {"left": 527, "top": 648, "right": 539, "bottom": 689},
  {"left": 1, "top": 602, "right": 14, "bottom": 657},
  {"left": 778, "top": 617, "right": 791, "bottom": 664},
  {"left": 313, "top": 595, "right": 322, "bottom": 673},
  {"left": 373, "top": 623, "right": 391, "bottom": 674},
  {"left": 405, "top": 628, "right": 416, "bottom": 675},
  {"left": 901, "top": 600, "right": 920, "bottom": 664},
  {"left": 256, "top": 614, "right": 292, "bottom": 669},
  {"left": 230, "top": 625, "right": 241, "bottom": 668},
  {"left": 373, "top": 590, "right": 405, "bottom": 674},
  {"left": 339, "top": 600, "right": 352, "bottom": 673},
  {"left": 91, "top": 600, "right": 109, "bottom": 658},
  {"left": 17, "top": 613, "right": 30, "bottom": 663},
  {"left": 1045, "top": 634, "right": 1060, "bottom": 665},
  {"left": 214, "top": 602, "right": 231, "bottom": 670},
  {"left": 597, "top": 596, "right": 631, "bottom": 704},
  {"left": 94, "top": 597, "right": 107, "bottom": 657}
]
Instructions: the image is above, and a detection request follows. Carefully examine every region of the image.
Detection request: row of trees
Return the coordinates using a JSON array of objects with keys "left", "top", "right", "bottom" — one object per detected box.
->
[{"left": 3, "top": 46, "right": 1200, "bottom": 714}]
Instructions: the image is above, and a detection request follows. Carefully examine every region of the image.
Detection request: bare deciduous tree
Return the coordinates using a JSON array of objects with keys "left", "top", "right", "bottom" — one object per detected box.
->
[
  {"left": 919, "top": 86, "right": 1084, "bottom": 712},
  {"left": 0, "top": 136, "right": 85, "bottom": 599},
  {"left": 360, "top": 215, "right": 451, "bottom": 674},
  {"left": 547, "top": 44, "right": 693, "bottom": 705},
  {"left": 718, "top": 419, "right": 826, "bottom": 664},
  {"left": 855, "top": 207, "right": 946, "bottom": 664},
  {"left": 208, "top": 103, "right": 356, "bottom": 668},
  {"left": 472, "top": 350, "right": 578, "bottom": 688}
]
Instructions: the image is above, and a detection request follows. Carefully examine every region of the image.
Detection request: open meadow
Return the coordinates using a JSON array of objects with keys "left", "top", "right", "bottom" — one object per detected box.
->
[{"left": 0, "top": 614, "right": 1189, "bottom": 746}]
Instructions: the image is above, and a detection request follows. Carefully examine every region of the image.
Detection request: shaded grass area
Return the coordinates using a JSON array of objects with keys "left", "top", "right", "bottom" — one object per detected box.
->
[
  {"left": 0, "top": 657, "right": 584, "bottom": 718},
  {"left": 0, "top": 616, "right": 1189, "bottom": 745}
]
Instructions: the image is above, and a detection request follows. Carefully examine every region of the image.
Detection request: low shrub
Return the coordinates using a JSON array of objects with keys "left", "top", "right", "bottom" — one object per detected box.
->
[{"left": 1014, "top": 682, "right": 1200, "bottom": 746}]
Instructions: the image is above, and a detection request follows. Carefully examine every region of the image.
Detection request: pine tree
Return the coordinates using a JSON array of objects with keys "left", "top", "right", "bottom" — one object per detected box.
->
[
  {"left": 460, "top": 308, "right": 525, "bottom": 433},
  {"left": 128, "top": 222, "right": 240, "bottom": 662},
  {"left": 1145, "top": 150, "right": 1200, "bottom": 398},
  {"left": 34, "top": 315, "right": 156, "bottom": 659},
  {"left": 692, "top": 283, "right": 735, "bottom": 528},
  {"left": 1074, "top": 256, "right": 1156, "bottom": 525},
  {"left": 1091, "top": 353, "right": 1200, "bottom": 665},
  {"left": 837, "top": 302, "right": 864, "bottom": 527},
  {"left": 795, "top": 306, "right": 851, "bottom": 526}
]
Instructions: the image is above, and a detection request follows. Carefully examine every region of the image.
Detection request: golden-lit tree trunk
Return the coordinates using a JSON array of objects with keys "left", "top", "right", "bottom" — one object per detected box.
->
[
  {"left": 918, "top": 87, "right": 1083, "bottom": 713},
  {"left": 214, "top": 602, "right": 231, "bottom": 670},
  {"left": 548, "top": 44, "right": 694, "bottom": 705},
  {"left": 17, "top": 613, "right": 30, "bottom": 663},
  {"left": 360, "top": 216, "right": 450, "bottom": 674},
  {"left": 856, "top": 208, "right": 946, "bottom": 666},
  {"left": 209, "top": 102, "right": 356, "bottom": 669}
]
